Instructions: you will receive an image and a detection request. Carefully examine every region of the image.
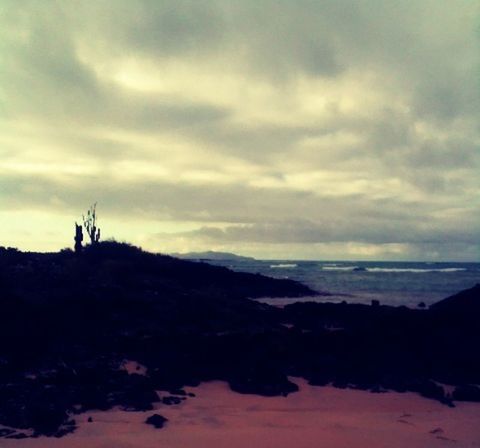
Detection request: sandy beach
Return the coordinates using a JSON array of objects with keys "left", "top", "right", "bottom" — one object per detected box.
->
[{"left": 4, "top": 378, "right": 480, "bottom": 448}]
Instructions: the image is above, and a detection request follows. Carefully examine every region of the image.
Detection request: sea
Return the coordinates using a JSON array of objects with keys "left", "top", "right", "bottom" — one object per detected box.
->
[{"left": 199, "top": 259, "right": 480, "bottom": 308}]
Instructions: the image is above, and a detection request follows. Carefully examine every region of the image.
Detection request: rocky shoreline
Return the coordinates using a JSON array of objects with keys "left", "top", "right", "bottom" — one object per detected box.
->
[{"left": 0, "top": 242, "right": 479, "bottom": 439}]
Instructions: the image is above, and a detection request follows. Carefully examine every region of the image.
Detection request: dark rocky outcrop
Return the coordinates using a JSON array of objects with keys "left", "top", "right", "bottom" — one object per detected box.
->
[
  {"left": 430, "top": 284, "right": 480, "bottom": 315},
  {"left": 452, "top": 385, "right": 480, "bottom": 402}
]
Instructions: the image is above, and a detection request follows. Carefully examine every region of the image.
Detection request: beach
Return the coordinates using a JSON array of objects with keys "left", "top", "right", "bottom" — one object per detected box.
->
[
  {"left": 4, "top": 378, "right": 480, "bottom": 448},
  {"left": 1, "top": 245, "right": 479, "bottom": 445}
]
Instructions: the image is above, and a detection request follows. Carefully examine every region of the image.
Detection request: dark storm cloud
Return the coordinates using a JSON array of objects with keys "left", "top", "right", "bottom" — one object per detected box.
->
[{"left": 177, "top": 219, "right": 478, "bottom": 246}]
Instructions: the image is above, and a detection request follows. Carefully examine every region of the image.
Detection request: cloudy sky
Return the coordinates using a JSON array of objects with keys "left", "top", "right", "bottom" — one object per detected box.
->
[{"left": 1, "top": 0, "right": 479, "bottom": 260}]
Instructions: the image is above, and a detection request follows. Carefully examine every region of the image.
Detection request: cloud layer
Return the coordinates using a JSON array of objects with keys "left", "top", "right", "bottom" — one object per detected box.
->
[{"left": 1, "top": 1, "right": 479, "bottom": 259}]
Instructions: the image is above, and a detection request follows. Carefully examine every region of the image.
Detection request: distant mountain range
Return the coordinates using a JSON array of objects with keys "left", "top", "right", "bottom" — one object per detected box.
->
[{"left": 172, "top": 251, "right": 255, "bottom": 261}]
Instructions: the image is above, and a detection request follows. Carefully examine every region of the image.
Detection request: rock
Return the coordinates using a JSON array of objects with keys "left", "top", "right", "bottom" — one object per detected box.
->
[
  {"left": 145, "top": 414, "right": 168, "bottom": 429},
  {"left": 161, "top": 396, "right": 183, "bottom": 405},
  {"left": 308, "top": 372, "right": 331, "bottom": 387},
  {"left": 370, "top": 385, "right": 387, "bottom": 393},
  {"left": 113, "top": 373, "right": 160, "bottom": 411},
  {"left": 412, "top": 380, "right": 451, "bottom": 405},
  {"left": 452, "top": 384, "right": 480, "bottom": 402},
  {"left": 0, "top": 428, "right": 15, "bottom": 437},
  {"left": 52, "top": 421, "right": 76, "bottom": 438},
  {"left": 87, "top": 417, "right": 93, "bottom": 423},
  {"left": 228, "top": 369, "right": 299, "bottom": 397},
  {"left": 430, "top": 284, "right": 480, "bottom": 315},
  {"left": 168, "top": 388, "right": 187, "bottom": 396},
  {"left": 380, "top": 375, "right": 409, "bottom": 393},
  {"left": 26, "top": 403, "right": 71, "bottom": 436},
  {"left": 6, "top": 433, "right": 28, "bottom": 439}
]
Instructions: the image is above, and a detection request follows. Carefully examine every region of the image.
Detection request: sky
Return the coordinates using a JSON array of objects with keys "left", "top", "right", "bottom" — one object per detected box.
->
[{"left": 1, "top": 0, "right": 479, "bottom": 261}]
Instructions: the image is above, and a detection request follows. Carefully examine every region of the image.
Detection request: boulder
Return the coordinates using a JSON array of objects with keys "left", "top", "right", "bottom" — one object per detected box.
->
[{"left": 145, "top": 414, "right": 168, "bottom": 429}]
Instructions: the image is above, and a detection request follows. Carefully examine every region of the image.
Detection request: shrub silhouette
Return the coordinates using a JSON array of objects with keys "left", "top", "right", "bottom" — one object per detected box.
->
[{"left": 82, "top": 203, "right": 101, "bottom": 245}]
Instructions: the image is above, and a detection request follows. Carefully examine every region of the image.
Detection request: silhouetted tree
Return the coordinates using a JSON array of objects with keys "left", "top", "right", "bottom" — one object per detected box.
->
[{"left": 83, "top": 203, "right": 101, "bottom": 245}]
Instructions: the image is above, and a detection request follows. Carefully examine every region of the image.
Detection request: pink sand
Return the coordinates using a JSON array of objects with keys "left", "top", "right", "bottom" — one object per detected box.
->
[{"left": 3, "top": 378, "right": 480, "bottom": 447}]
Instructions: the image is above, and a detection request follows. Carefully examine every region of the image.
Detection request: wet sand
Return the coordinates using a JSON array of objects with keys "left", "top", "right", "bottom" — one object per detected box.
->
[{"left": 3, "top": 378, "right": 480, "bottom": 448}]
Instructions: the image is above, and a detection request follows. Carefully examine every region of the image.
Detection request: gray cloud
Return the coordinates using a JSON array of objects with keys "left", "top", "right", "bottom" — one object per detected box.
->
[
  {"left": 1, "top": 0, "right": 478, "bottom": 259},
  {"left": 167, "top": 214, "right": 478, "bottom": 246}
]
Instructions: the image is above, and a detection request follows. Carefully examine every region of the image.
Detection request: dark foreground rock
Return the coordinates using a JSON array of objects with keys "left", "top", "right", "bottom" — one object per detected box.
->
[
  {"left": 452, "top": 385, "right": 480, "bottom": 402},
  {"left": 0, "top": 242, "right": 479, "bottom": 438},
  {"left": 229, "top": 366, "right": 299, "bottom": 397},
  {"left": 145, "top": 414, "right": 168, "bottom": 429},
  {"left": 430, "top": 284, "right": 480, "bottom": 315},
  {"left": 161, "top": 396, "right": 185, "bottom": 405}
]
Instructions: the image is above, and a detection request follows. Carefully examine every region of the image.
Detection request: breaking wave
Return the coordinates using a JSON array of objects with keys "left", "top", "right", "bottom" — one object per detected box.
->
[
  {"left": 321, "top": 266, "right": 361, "bottom": 271},
  {"left": 270, "top": 263, "right": 298, "bottom": 269},
  {"left": 322, "top": 266, "right": 467, "bottom": 273},
  {"left": 367, "top": 267, "right": 467, "bottom": 273}
]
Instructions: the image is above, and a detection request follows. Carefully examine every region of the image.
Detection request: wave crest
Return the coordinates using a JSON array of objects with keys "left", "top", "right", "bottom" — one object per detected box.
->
[{"left": 270, "top": 263, "right": 298, "bottom": 269}]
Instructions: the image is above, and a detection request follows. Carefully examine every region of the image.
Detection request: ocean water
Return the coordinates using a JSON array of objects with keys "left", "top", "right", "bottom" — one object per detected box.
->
[{"left": 201, "top": 259, "right": 480, "bottom": 308}]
